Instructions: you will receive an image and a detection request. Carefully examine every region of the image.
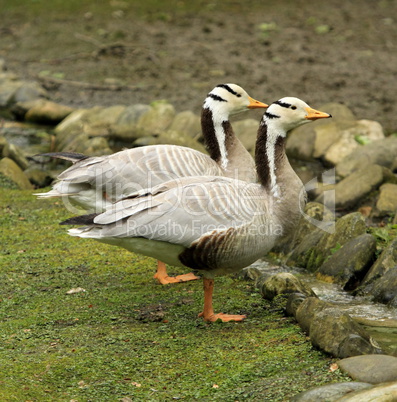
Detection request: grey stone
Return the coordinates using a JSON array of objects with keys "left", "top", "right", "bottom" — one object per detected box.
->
[
  {"left": 287, "top": 102, "right": 355, "bottom": 162},
  {"left": 14, "top": 99, "right": 74, "bottom": 124},
  {"left": 286, "top": 123, "right": 317, "bottom": 161},
  {"left": 295, "top": 297, "right": 330, "bottom": 334},
  {"left": 338, "top": 355, "right": 397, "bottom": 384},
  {"left": 168, "top": 110, "right": 201, "bottom": 139},
  {"left": 369, "top": 268, "right": 397, "bottom": 306},
  {"left": 283, "top": 202, "right": 335, "bottom": 254},
  {"left": 285, "top": 293, "right": 308, "bottom": 317},
  {"left": 309, "top": 307, "right": 381, "bottom": 357},
  {"left": 336, "top": 136, "right": 397, "bottom": 178},
  {"left": 291, "top": 382, "right": 372, "bottom": 402},
  {"left": 317, "top": 234, "right": 376, "bottom": 290},
  {"left": 287, "top": 227, "right": 325, "bottom": 269},
  {"left": 117, "top": 104, "right": 151, "bottom": 126},
  {"left": 376, "top": 183, "right": 397, "bottom": 215},
  {"left": 136, "top": 101, "right": 175, "bottom": 135},
  {"left": 259, "top": 272, "right": 316, "bottom": 300},
  {"left": 289, "top": 212, "right": 367, "bottom": 271},
  {"left": 333, "top": 164, "right": 385, "bottom": 209},
  {"left": 0, "top": 80, "right": 22, "bottom": 108},
  {"left": 24, "top": 168, "right": 53, "bottom": 188},
  {"left": 323, "top": 119, "right": 384, "bottom": 166},
  {"left": 2, "top": 143, "right": 29, "bottom": 170},
  {"left": 0, "top": 157, "right": 33, "bottom": 190},
  {"left": 11, "top": 81, "right": 48, "bottom": 104},
  {"left": 144, "top": 130, "right": 207, "bottom": 153},
  {"left": 233, "top": 118, "right": 260, "bottom": 153},
  {"left": 336, "top": 381, "right": 397, "bottom": 402},
  {"left": 360, "top": 237, "right": 397, "bottom": 289}
]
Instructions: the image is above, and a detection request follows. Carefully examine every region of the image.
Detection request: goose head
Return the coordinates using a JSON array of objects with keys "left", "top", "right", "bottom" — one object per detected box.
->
[
  {"left": 263, "top": 97, "right": 332, "bottom": 134},
  {"left": 203, "top": 83, "right": 268, "bottom": 118}
]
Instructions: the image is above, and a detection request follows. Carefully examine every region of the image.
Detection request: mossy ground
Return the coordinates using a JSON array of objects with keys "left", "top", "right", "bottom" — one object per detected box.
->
[{"left": 0, "top": 188, "right": 350, "bottom": 401}]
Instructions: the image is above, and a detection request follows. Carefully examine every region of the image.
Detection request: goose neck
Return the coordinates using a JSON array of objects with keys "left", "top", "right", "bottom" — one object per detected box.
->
[
  {"left": 201, "top": 107, "right": 234, "bottom": 170},
  {"left": 255, "top": 120, "right": 287, "bottom": 195}
]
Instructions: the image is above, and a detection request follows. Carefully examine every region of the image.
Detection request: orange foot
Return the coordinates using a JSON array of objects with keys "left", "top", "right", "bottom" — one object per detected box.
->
[
  {"left": 198, "top": 312, "right": 247, "bottom": 322},
  {"left": 154, "top": 272, "right": 200, "bottom": 285}
]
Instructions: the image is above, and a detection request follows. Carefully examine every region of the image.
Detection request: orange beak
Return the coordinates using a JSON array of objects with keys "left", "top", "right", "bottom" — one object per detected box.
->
[
  {"left": 305, "top": 107, "right": 332, "bottom": 120},
  {"left": 247, "top": 96, "right": 268, "bottom": 109}
]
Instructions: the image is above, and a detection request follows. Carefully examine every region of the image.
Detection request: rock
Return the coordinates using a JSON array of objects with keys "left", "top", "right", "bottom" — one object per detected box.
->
[
  {"left": 136, "top": 101, "right": 175, "bottom": 135},
  {"left": 287, "top": 102, "right": 355, "bottom": 162},
  {"left": 24, "top": 168, "right": 53, "bottom": 188},
  {"left": 318, "top": 102, "right": 356, "bottom": 122},
  {"left": 368, "top": 268, "right": 397, "bottom": 306},
  {"left": 336, "top": 136, "right": 397, "bottom": 178},
  {"left": 287, "top": 227, "right": 325, "bottom": 269},
  {"left": 55, "top": 106, "right": 124, "bottom": 153},
  {"left": 322, "top": 120, "right": 384, "bottom": 166},
  {"left": 168, "top": 110, "right": 201, "bottom": 139},
  {"left": 317, "top": 234, "right": 377, "bottom": 290},
  {"left": 281, "top": 202, "right": 335, "bottom": 254},
  {"left": 233, "top": 118, "right": 260, "bottom": 153},
  {"left": 0, "top": 79, "right": 22, "bottom": 108},
  {"left": 11, "top": 81, "right": 48, "bottom": 104},
  {"left": 291, "top": 382, "right": 372, "bottom": 402},
  {"left": 354, "top": 317, "right": 397, "bottom": 356},
  {"left": 309, "top": 307, "right": 381, "bottom": 357},
  {"left": 286, "top": 123, "right": 317, "bottom": 161},
  {"left": 336, "top": 381, "right": 397, "bottom": 401},
  {"left": 332, "top": 164, "right": 385, "bottom": 209},
  {"left": 110, "top": 104, "right": 151, "bottom": 141},
  {"left": 313, "top": 121, "right": 346, "bottom": 160},
  {"left": 338, "top": 355, "right": 397, "bottom": 384},
  {"left": 258, "top": 272, "right": 316, "bottom": 300},
  {"left": 295, "top": 297, "right": 330, "bottom": 334},
  {"left": 376, "top": 183, "right": 397, "bottom": 215},
  {"left": 14, "top": 99, "right": 74, "bottom": 124},
  {"left": 134, "top": 130, "right": 207, "bottom": 153},
  {"left": 285, "top": 292, "right": 308, "bottom": 317},
  {"left": 359, "top": 236, "right": 397, "bottom": 292},
  {"left": 117, "top": 104, "right": 151, "bottom": 126},
  {"left": 0, "top": 157, "right": 33, "bottom": 190},
  {"left": 2, "top": 143, "right": 30, "bottom": 170},
  {"left": 291, "top": 212, "right": 367, "bottom": 272},
  {"left": 0, "top": 136, "right": 8, "bottom": 154}
]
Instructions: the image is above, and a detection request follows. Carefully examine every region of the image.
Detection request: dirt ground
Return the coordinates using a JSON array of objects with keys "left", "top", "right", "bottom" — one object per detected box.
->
[{"left": 2, "top": 0, "right": 397, "bottom": 133}]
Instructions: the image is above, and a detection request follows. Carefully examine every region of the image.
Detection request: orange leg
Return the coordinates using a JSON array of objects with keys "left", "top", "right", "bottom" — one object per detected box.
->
[
  {"left": 153, "top": 260, "right": 200, "bottom": 285},
  {"left": 198, "top": 278, "right": 246, "bottom": 322}
]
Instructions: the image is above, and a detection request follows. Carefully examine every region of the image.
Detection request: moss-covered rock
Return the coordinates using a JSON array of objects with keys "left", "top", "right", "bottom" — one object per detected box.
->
[
  {"left": 317, "top": 233, "right": 376, "bottom": 290},
  {"left": 0, "top": 157, "right": 33, "bottom": 189}
]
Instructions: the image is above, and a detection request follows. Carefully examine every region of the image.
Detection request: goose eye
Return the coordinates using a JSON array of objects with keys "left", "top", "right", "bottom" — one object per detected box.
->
[
  {"left": 291, "top": 106, "right": 297, "bottom": 110},
  {"left": 236, "top": 93, "right": 242, "bottom": 98}
]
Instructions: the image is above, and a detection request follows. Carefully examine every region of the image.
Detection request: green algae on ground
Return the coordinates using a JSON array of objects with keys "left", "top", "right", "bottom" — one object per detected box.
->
[{"left": 0, "top": 188, "right": 350, "bottom": 400}]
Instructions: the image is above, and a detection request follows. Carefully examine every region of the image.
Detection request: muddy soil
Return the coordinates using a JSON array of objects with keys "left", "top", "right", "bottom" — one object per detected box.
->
[{"left": 1, "top": 0, "right": 397, "bottom": 132}]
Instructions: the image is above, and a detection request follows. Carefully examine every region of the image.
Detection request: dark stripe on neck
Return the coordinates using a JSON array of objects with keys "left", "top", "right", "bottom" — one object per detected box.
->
[
  {"left": 264, "top": 112, "right": 280, "bottom": 119},
  {"left": 274, "top": 100, "right": 292, "bottom": 108},
  {"left": 201, "top": 108, "right": 221, "bottom": 162},
  {"left": 208, "top": 93, "right": 227, "bottom": 103},
  {"left": 255, "top": 122, "right": 286, "bottom": 188},
  {"left": 216, "top": 84, "right": 241, "bottom": 97}
]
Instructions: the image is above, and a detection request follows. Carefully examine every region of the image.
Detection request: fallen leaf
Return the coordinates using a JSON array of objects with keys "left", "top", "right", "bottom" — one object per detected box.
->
[{"left": 329, "top": 363, "right": 339, "bottom": 372}]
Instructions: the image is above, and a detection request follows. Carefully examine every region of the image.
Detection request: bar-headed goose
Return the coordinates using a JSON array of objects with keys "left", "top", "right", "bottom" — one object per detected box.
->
[
  {"left": 37, "top": 84, "right": 267, "bottom": 284},
  {"left": 61, "top": 97, "right": 331, "bottom": 322}
]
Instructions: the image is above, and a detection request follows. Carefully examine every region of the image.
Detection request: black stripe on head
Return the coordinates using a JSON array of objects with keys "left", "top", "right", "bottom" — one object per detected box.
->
[
  {"left": 216, "top": 84, "right": 242, "bottom": 98},
  {"left": 274, "top": 100, "right": 292, "bottom": 108},
  {"left": 264, "top": 112, "right": 280, "bottom": 119},
  {"left": 208, "top": 93, "right": 227, "bottom": 103}
]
